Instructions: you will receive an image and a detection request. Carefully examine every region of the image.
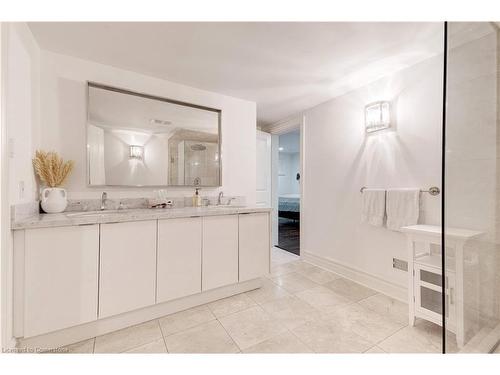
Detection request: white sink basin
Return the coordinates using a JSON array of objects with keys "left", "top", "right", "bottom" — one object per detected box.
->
[
  {"left": 66, "top": 209, "right": 133, "bottom": 217},
  {"left": 207, "top": 205, "right": 245, "bottom": 209}
]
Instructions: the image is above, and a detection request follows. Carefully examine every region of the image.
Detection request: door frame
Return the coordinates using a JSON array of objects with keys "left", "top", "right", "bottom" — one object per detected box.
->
[{"left": 263, "top": 115, "right": 305, "bottom": 257}]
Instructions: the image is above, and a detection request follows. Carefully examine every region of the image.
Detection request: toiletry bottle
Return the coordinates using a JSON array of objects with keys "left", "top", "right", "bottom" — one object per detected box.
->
[{"left": 193, "top": 188, "right": 202, "bottom": 207}]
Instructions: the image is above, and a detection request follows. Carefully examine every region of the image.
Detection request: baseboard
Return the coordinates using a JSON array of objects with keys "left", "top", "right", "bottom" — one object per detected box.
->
[
  {"left": 302, "top": 251, "right": 407, "bottom": 303},
  {"left": 1, "top": 337, "right": 17, "bottom": 352},
  {"left": 16, "top": 278, "right": 262, "bottom": 351},
  {"left": 460, "top": 322, "right": 500, "bottom": 353}
]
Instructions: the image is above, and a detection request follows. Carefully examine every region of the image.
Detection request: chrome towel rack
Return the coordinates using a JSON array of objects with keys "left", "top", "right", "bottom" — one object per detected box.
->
[{"left": 359, "top": 186, "right": 440, "bottom": 196}]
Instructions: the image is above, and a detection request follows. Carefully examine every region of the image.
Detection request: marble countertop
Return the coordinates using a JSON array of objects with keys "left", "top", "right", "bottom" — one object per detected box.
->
[{"left": 12, "top": 206, "right": 271, "bottom": 230}]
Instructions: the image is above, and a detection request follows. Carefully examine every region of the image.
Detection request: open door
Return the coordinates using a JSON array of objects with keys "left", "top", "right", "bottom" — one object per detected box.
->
[{"left": 256, "top": 130, "right": 271, "bottom": 207}]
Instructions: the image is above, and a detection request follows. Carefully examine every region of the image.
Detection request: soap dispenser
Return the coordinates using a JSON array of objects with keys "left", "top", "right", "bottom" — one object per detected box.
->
[{"left": 192, "top": 188, "right": 202, "bottom": 207}]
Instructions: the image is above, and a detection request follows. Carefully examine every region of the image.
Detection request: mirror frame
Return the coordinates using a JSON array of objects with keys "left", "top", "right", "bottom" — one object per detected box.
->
[{"left": 86, "top": 81, "right": 222, "bottom": 188}]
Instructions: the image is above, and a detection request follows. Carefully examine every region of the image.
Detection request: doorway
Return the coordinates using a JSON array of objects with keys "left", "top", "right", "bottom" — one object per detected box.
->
[{"left": 275, "top": 129, "right": 301, "bottom": 255}]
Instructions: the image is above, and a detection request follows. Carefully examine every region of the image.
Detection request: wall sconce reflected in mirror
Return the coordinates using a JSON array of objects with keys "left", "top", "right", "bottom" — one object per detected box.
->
[
  {"left": 365, "top": 101, "right": 391, "bottom": 133},
  {"left": 129, "top": 145, "right": 144, "bottom": 160}
]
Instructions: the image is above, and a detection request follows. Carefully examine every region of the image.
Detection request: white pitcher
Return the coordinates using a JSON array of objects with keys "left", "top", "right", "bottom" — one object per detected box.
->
[{"left": 41, "top": 187, "right": 68, "bottom": 214}]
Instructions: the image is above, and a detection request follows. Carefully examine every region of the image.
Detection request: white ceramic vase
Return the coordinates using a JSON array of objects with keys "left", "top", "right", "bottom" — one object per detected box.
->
[{"left": 41, "top": 187, "right": 68, "bottom": 214}]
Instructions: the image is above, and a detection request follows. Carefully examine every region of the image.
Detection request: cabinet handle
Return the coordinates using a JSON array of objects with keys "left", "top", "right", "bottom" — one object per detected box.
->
[{"left": 449, "top": 287, "right": 454, "bottom": 305}]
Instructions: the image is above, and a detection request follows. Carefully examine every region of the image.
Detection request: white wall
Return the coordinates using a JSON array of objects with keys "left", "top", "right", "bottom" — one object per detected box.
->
[
  {"left": 39, "top": 50, "right": 257, "bottom": 202},
  {"left": 302, "top": 55, "right": 443, "bottom": 290},
  {"left": 5, "top": 23, "right": 40, "bottom": 205},
  {"left": 1, "top": 22, "right": 41, "bottom": 349}
]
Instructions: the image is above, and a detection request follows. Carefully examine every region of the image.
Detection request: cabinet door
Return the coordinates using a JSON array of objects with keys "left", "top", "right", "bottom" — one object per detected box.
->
[
  {"left": 202, "top": 215, "right": 239, "bottom": 291},
  {"left": 157, "top": 217, "right": 202, "bottom": 303},
  {"left": 24, "top": 225, "right": 99, "bottom": 337},
  {"left": 99, "top": 220, "right": 157, "bottom": 318},
  {"left": 239, "top": 213, "right": 270, "bottom": 281}
]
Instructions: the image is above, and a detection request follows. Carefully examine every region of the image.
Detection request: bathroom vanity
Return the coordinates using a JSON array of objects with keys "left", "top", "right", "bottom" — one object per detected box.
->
[{"left": 11, "top": 206, "right": 271, "bottom": 348}]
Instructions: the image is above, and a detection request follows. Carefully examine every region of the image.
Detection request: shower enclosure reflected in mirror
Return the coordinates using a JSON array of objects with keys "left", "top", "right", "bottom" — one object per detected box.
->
[{"left": 87, "top": 82, "right": 221, "bottom": 187}]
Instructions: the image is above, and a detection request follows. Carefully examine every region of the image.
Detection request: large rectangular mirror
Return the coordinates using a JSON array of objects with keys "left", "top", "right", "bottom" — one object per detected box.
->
[{"left": 87, "top": 82, "right": 221, "bottom": 187}]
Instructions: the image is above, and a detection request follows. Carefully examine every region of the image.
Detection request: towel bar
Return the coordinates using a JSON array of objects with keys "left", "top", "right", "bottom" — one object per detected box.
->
[{"left": 359, "top": 186, "right": 440, "bottom": 196}]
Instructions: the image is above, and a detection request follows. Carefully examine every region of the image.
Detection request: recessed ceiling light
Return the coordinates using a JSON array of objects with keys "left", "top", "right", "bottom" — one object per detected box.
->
[{"left": 150, "top": 118, "right": 172, "bottom": 126}]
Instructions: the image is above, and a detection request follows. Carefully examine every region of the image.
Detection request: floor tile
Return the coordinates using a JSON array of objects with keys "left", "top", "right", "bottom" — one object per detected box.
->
[
  {"left": 219, "top": 306, "right": 288, "bottom": 350},
  {"left": 365, "top": 345, "right": 386, "bottom": 353},
  {"left": 358, "top": 293, "right": 409, "bottom": 325},
  {"left": 245, "top": 278, "right": 290, "bottom": 305},
  {"left": 297, "top": 266, "right": 341, "bottom": 284},
  {"left": 324, "top": 278, "right": 378, "bottom": 302},
  {"left": 243, "top": 331, "right": 312, "bottom": 353},
  {"left": 291, "top": 319, "right": 373, "bottom": 353},
  {"left": 158, "top": 305, "right": 215, "bottom": 337},
  {"left": 378, "top": 319, "right": 442, "bottom": 353},
  {"left": 260, "top": 295, "right": 320, "bottom": 330},
  {"left": 125, "top": 339, "right": 168, "bottom": 353},
  {"left": 320, "top": 303, "right": 405, "bottom": 343},
  {"left": 165, "top": 320, "right": 239, "bottom": 353},
  {"left": 271, "top": 272, "right": 319, "bottom": 293},
  {"left": 94, "top": 320, "right": 163, "bottom": 353},
  {"left": 295, "top": 285, "right": 352, "bottom": 312},
  {"left": 269, "top": 261, "right": 302, "bottom": 277},
  {"left": 207, "top": 293, "right": 257, "bottom": 318},
  {"left": 272, "top": 247, "right": 299, "bottom": 265},
  {"left": 60, "top": 338, "right": 95, "bottom": 353},
  {"left": 292, "top": 261, "right": 317, "bottom": 273}
]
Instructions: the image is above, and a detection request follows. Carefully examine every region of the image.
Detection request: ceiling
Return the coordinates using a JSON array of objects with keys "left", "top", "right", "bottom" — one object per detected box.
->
[
  {"left": 28, "top": 22, "right": 443, "bottom": 125},
  {"left": 88, "top": 84, "right": 219, "bottom": 135}
]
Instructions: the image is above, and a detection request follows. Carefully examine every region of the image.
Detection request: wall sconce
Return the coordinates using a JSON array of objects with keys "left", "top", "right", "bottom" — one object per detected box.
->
[
  {"left": 129, "top": 145, "right": 144, "bottom": 160},
  {"left": 365, "top": 101, "right": 391, "bottom": 133}
]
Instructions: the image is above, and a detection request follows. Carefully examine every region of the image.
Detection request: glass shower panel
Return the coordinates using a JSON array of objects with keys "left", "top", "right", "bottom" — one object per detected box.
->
[
  {"left": 183, "top": 141, "right": 220, "bottom": 186},
  {"left": 445, "top": 22, "right": 500, "bottom": 353}
]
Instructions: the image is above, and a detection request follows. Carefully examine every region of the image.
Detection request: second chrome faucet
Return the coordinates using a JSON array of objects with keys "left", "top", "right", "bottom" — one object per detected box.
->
[{"left": 100, "top": 191, "right": 108, "bottom": 210}]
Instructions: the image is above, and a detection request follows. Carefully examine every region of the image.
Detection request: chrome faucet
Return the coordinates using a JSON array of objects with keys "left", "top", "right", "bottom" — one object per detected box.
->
[
  {"left": 217, "top": 191, "right": 224, "bottom": 205},
  {"left": 100, "top": 192, "right": 108, "bottom": 210}
]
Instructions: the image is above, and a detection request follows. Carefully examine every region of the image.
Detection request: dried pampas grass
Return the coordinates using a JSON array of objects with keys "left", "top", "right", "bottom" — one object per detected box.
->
[{"left": 33, "top": 150, "right": 74, "bottom": 187}]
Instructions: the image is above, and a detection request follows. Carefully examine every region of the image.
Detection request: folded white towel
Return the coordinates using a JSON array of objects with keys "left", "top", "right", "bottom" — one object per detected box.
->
[
  {"left": 361, "top": 189, "right": 386, "bottom": 227},
  {"left": 386, "top": 189, "right": 420, "bottom": 231}
]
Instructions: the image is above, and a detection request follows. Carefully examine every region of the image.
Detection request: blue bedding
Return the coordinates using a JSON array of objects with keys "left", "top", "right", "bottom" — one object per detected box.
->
[{"left": 279, "top": 196, "right": 300, "bottom": 213}]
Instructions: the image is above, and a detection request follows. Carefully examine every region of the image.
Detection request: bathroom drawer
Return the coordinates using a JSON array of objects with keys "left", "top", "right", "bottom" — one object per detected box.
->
[
  {"left": 157, "top": 217, "right": 202, "bottom": 303},
  {"left": 23, "top": 225, "right": 99, "bottom": 337},
  {"left": 202, "top": 215, "right": 239, "bottom": 291},
  {"left": 239, "top": 213, "right": 270, "bottom": 281},
  {"left": 99, "top": 220, "right": 157, "bottom": 318}
]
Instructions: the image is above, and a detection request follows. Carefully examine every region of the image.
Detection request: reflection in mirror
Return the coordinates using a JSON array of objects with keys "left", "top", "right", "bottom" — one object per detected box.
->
[{"left": 87, "top": 83, "right": 221, "bottom": 187}]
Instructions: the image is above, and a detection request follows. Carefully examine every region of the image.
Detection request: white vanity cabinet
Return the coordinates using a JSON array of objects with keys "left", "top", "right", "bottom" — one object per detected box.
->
[
  {"left": 99, "top": 220, "right": 157, "bottom": 318},
  {"left": 239, "top": 213, "right": 270, "bottom": 281},
  {"left": 157, "top": 217, "right": 202, "bottom": 303},
  {"left": 14, "top": 208, "right": 271, "bottom": 345},
  {"left": 202, "top": 215, "right": 239, "bottom": 291},
  {"left": 22, "top": 225, "right": 99, "bottom": 337}
]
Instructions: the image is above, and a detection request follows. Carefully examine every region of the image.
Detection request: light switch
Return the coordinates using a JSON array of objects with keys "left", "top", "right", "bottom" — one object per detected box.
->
[
  {"left": 8, "top": 138, "right": 14, "bottom": 158},
  {"left": 19, "top": 181, "right": 25, "bottom": 200}
]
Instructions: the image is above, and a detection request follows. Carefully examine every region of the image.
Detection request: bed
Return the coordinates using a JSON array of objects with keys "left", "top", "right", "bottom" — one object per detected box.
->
[{"left": 278, "top": 193, "right": 300, "bottom": 221}]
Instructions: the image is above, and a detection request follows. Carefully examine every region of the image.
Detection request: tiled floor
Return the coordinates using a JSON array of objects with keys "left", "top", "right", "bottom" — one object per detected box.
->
[{"left": 61, "top": 247, "right": 453, "bottom": 353}]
